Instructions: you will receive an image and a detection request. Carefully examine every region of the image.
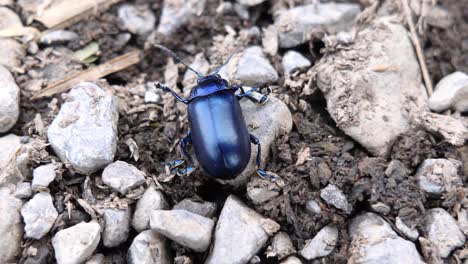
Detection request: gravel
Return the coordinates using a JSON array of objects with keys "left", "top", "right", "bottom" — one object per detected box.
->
[
  {"left": 132, "top": 186, "right": 168, "bottom": 232},
  {"left": 52, "top": 221, "right": 101, "bottom": 264},
  {"left": 422, "top": 208, "right": 466, "bottom": 258},
  {"left": 0, "top": 186, "right": 23, "bottom": 263},
  {"left": 282, "top": 50, "right": 311, "bottom": 74},
  {"left": 0, "top": 65, "right": 20, "bottom": 133},
  {"left": 31, "top": 163, "right": 57, "bottom": 190},
  {"left": 266, "top": 232, "right": 296, "bottom": 260},
  {"left": 247, "top": 176, "right": 281, "bottom": 205},
  {"left": 102, "top": 208, "right": 131, "bottom": 248},
  {"left": 127, "top": 230, "right": 170, "bottom": 264},
  {"left": 300, "top": 224, "right": 338, "bottom": 260},
  {"left": 15, "top": 181, "right": 32, "bottom": 198},
  {"left": 234, "top": 46, "right": 278, "bottom": 86},
  {"left": 305, "top": 200, "right": 322, "bottom": 215},
  {"left": 275, "top": 3, "right": 360, "bottom": 48},
  {"left": 205, "top": 195, "right": 280, "bottom": 264},
  {"left": 173, "top": 198, "right": 217, "bottom": 218},
  {"left": 156, "top": 0, "right": 207, "bottom": 36},
  {"left": 118, "top": 4, "right": 156, "bottom": 35},
  {"left": 320, "top": 184, "right": 352, "bottom": 214},
  {"left": 0, "top": 134, "right": 23, "bottom": 185},
  {"left": 21, "top": 192, "right": 58, "bottom": 239},
  {"left": 416, "top": 158, "right": 462, "bottom": 194},
  {"left": 0, "top": 38, "right": 25, "bottom": 70},
  {"left": 150, "top": 209, "right": 214, "bottom": 252},
  {"left": 349, "top": 212, "right": 424, "bottom": 264},
  {"left": 429, "top": 71, "right": 468, "bottom": 112},
  {"left": 48, "top": 82, "right": 119, "bottom": 174},
  {"left": 102, "top": 161, "right": 146, "bottom": 195}
]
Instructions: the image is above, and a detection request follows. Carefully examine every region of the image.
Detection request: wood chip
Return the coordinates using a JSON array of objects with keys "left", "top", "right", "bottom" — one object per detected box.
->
[{"left": 32, "top": 50, "right": 141, "bottom": 99}]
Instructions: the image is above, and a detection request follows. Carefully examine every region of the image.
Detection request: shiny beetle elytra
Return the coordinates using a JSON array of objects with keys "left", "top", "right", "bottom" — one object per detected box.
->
[{"left": 155, "top": 45, "right": 277, "bottom": 181}]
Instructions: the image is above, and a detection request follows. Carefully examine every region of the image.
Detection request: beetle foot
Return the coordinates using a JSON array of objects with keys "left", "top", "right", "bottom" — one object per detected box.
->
[
  {"left": 162, "top": 159, "right": 185, "bottom": 169},
  {"left": 257, "top": 169, "right": 279, "bottom": 181},
  {"left": 176, "top": 166, "right": 196, "bottom": 176}
]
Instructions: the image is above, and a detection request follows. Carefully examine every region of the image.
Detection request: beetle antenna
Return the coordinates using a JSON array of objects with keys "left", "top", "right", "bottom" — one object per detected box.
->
[
  {"left": 154, "top": 44, "right": 204, "bottom": 78},
  {"left": 212, "top": 46, "right": 241, "bottom": 75}
]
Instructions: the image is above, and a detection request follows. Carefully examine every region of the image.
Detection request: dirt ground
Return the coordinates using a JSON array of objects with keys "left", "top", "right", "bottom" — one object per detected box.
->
[{"left": 9, "top": 0, "right": 467, "bottom": 263}]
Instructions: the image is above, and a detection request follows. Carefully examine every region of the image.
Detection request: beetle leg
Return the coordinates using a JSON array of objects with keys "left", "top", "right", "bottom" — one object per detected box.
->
[
  {"left": 155, "top": 82, "right": 189, "bottom": 104},
  {"left": 180, "top": 131, "right": 194, "bottom": 164},
  {"left": 162, "top": 159, "right": 185, "bottom": 169},
  {"left": 249, "top": 134, "right": 280, "bottom": 181},
  {"left": 236, "top": 86, "right": 270, "bottom": 105}
]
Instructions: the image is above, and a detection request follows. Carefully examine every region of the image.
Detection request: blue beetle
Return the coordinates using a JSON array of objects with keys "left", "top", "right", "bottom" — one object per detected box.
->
[{"left": 155, "top": 45, "right": 277, "bottom": 181}]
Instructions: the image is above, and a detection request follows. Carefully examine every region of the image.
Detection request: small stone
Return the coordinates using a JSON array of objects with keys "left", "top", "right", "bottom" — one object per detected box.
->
[
  {"left": 127, "top": 230, "right": 170, "bottom": 264},
  {"left": 282, "top": 51, "right": 311, "bottom": 74},
  {"left": 52, "top": 222, "right": 101, "bottom": 264},
  {"left": 280, "top": 256, "right": 303, "bottom": 264},
  {"left": 132, "top": 186, "right": 168, "bottom": 232},
  {"left": 249, "top": 256, "right": 261, "bottom": 264},
  {"left": 0, "top": 38, "right": 25, "bottom": 70},
  {"left": 23, "top": 239, "right": 52, "bottom": 264},
  {"left": 103, "top": 208, "right": 131, "bottom": 248},
  {"left": 0, "top": 186, "right": 23, "bottom": 263},
  {"left": 0, "top": 66, "right": 20, "bottom": 133},
  {"left": 21, "top": 192, "right": 58, "bottom": 240},
  {"left": 15, "top": 182, "right": 32, "bottom": 198},
  {"left": 0, "top": 134, "right": 24, "bottom": 185},
  {"left": 39, "top": 30, "right": 79, "bottom": 45},
  {"left": 0, "top": 7, "right": 22, "bottom": 30},
  {"left": 31, "top": 164, "right": 57, "bottom": 190},
  {"left": 416, "top": 158, "right": 462, "bottom": 194},
  {"left": 300, "top": 224, "right": 338, "bottom": 260},
  {"left": 150, "top": 209, "right": 214, "bottom": 252},
  {"left": 205, "top": 195, "right": 279, "bottom": 264},
  {"left": 48, "top": 82, "right": 119, "bottom": 174},
  {"left": 422, "top": 208, "right": 465, "bottom": 258},
  {"left": 235, "top": 46, "right": 278, "bottom": 86},
  {"left": 144, "top": 91, "right": 160, "bottom": 103},
  {"left": 266, "top": 232, "right": 296, "bottom": 259},
  {"left": 275, "top": 3, "right": 360, "bottom": 48},
  {"left": 102, "top": 161, "right": 146, "bottom": 195},
  {"left": 173, "top": 198, "right": 217, "bottom": 218},
  {"left": 336, "top": 31, "right": 354, "bottom": 44},
  {"left": 85, "top": 254, "right": 104, "bottom": 264},
  {"left": 237, "top": 0, "right": 266, "bottom": 7},
  {"left": 320, "top": 184, "right": 352, "bottom": 214},
  {"left": 157, "top": 0, "right": 206, "bottom": 36},
  {"left": 415, "top": 111, "right": 467, "bottom": 147},
  {"left": 426, "top": 6, "right": 454, "bottom": 29},
  {"left": 370, "top": 202, "right": 391, "bottom": 215},
  {"left": 305, "top": 200, "right": 322, "bottom": 215},
  {"left": 396, "top": 217, "right": 419, "bottom": 242},
  {"left": 429, "top": 71, "right": 468, "bottom": 112},
  {"left": 118, "top": 4, "right": 155, "bottom": 35},
  {"left": 458, "top": 208, "right": 468, "bottom": 236},
  {"left": 247, "top": 176, "right": 280, "bottom": 205},
  {"left": 349, "top": 212, "right": 424, "bottom": 263}
]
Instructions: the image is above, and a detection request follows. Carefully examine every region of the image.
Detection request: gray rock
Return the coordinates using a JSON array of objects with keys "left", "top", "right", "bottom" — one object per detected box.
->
[
  {"left": 39, "top": 30, "right": 79, "bottom": 45},
  {"left": 370, "top": 202, "right": 391, "bottom": 215},
  {"left": 0, "top": 7, "right": 21, "bottom": 28},
  {"left": 0, "top": 66, "right": 20, "bottom": 133},
  {"left": 21, "top": 192, "right": 58, "bottom": 239},
  {"left": 85, "top": 254, "right": 104, "bottom": 264},
  {"left": 266, "top": 232, "right": 296, "bottom": 259},
  {"left": 396, "top": 217, "right": 419, "bottom": 242},
  {"left": 173, "top": 198, "right": 217, "bottom": 218},
  {"left": 157, "top": 0, "right": 206, "bottom": 36},
  {"left": 103, "top": 208, "right": 131, "bottom": 248},
  {"left": 247, "top": 176, "right": 280, "bottom": 205},
  {"left": 414, "top": 111, "right": 467, "bottom": 147},
  {"left": 118, "top": 4, "right": 155, "bottom": 35},
  {"left": 150, "top": 209, "right": 214, "bottom": 252},
  {"left": 235, "top": 46, "right": 278, "bottom": 86},
  {"left": 458, "top": 208, "right": 468, "bottom": 236},
  {"left": 416, "top": 158, "right": 462, "bottom": 194},
  {"left": 226, "top": 95, "right": 292, "bottom": 186},
  {"left": 132, "top": 186, "right": 168, "bottom": 232},
  {"left": 205, "top": 195, "right": 280, "bottom": 264},
  {"left": 282, "top": 50, "right": 311, "bottom": 74},
  {"left": 31, "top": 164, "right": 57, "bottom": 190},
  {"left": 0, "top": 38, "right": 25, "bottom": 70},
  {"left": 48, "top": 82, "right": 119, "bottom": 174},
  {"left": 306, "top": 200, "right": 322, "bottom": 215},
  {"left": 314, "top": 17, "right": 427, "bottom": 156},
  {"left": 349, "top": 212, "right": 424, "bottom": 264},
  {"left": 127, "top": 230, "right": 170, "bottom": 264},
  {"left": 0, "top": 186, "right": 23, "bottom": 263},
  {"left": 280, "top": 256, "right": 303, "bottom": 264},
  {"left": 52, "top": 221, "right": 101, "bottom": 264},
  {"left": 429, "top": 71, "right": 468, "bottom": 112},
  {"left": 237, "top": 0, "right": 266, "bottom": 7},
  {"left": 422, "top": 208, "right": 465, "bottom": 258},
  {"left": 15, "top": 181, "right": 32, "bottom": 198},
  {"left": 300, "top": 224, "right": 338, "bottom": 260},
  {"left": 275, "top": 3, "right": 360, "bottom": 48},
  {"left": 0, "top": 134, "right": 24, "bottom": 185},
  {"left": 320, "top": 184, "right": 352, "bottom": 214},
  {"left": 102, "top": 161, "right": 146, "bottom": 195},
  {"left": 426, "top": 6, "right": 454, "bottom": 29}
]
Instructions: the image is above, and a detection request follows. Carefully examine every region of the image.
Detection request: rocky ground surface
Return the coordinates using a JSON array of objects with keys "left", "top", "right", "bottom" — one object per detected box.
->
[{"left": 0, "top": 0, "right": 467, "bottom": 263}]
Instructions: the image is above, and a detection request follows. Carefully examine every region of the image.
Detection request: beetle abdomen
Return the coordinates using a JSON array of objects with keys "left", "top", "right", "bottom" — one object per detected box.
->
[{"left": 188, "top": 91, "right": 251, "bottom": 179}]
